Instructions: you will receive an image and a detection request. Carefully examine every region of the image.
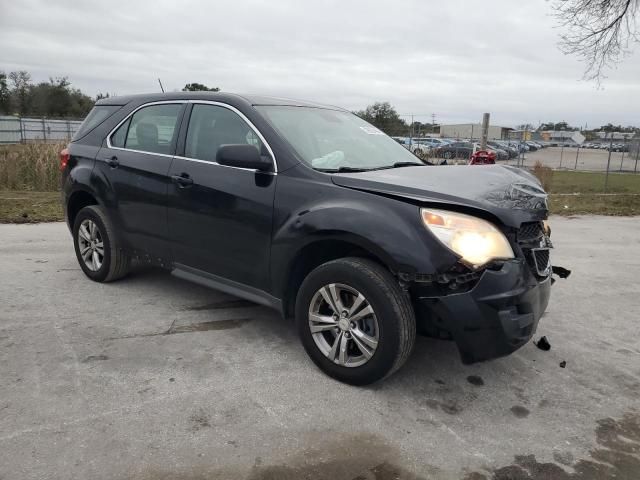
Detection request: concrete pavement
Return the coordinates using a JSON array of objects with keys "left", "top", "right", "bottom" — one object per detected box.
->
[{"left": 0, "top": 217, "right": 638, "bottom": 479}]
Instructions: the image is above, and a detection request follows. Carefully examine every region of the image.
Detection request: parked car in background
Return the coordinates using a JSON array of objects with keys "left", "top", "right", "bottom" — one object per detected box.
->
[
  {"left": 61, "top": 91, "right": 559, "bottom": 385},
  {"left": 609, "top": 144, "right": 629, "bottom": 152},
  {"left": 488, "top": 141, "right": 518, "bottom": 159},
  {"left": 416, "top": 138, "right": 448, "bottom": 149},
  {"left": 476, "top": 143, "right": 508, "bottom": 160},
  {"left": 469, "top": 150, "right": 496, "bottom": 165},
  {"left": 434, "top": 141, "right": 474, "bottom": 160},
  {"left": 393, "top": 137, "right": 431, "bottom": 159},
  {"left": 525, "top": 141, "right": 539, "bottom": 152}
]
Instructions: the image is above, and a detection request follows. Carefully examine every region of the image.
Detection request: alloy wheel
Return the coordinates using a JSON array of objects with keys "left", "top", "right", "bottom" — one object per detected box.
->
[
  {"left": 77, "top": 219, "right": 104, "bottom": 272},
  {"left": 308, "top": 283, "right": 379, "bottom": 367}
]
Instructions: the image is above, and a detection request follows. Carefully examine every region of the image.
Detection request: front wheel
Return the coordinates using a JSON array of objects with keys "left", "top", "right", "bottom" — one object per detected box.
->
[{"left": 295, "top": 257, "right": 416, "bottom": 385}]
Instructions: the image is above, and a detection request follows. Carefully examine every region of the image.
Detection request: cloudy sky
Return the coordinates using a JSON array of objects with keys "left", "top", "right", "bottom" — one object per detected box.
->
[{"left": 1, "top": 0, "right": 638, "bottom": 127}]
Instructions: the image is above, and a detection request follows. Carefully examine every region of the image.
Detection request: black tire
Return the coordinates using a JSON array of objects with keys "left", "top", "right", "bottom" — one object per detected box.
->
[
  {"left": 295, "top": 257, "right": 416, "bottom": 385},
  {"left": 73, "top": 205, "right": 130, "bottom": 282}
]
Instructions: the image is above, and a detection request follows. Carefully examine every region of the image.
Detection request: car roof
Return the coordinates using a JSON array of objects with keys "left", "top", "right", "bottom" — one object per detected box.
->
[{"left": 95, "top": 91, "right": 346, "bottom": 111}]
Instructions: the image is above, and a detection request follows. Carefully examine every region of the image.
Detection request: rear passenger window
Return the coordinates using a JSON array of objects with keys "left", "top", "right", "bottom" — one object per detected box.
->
[
  {"left": 110, "top": 118, "right": 130, "bottom": 148},
  {"left": 111, "top": 104, "right": 182, "bottom": 154},
  {"left": 185, "top": 104, "right": 264, "bottom": 162}
]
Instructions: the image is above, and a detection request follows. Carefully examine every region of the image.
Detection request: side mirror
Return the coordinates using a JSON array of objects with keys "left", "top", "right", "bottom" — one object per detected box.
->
[{"left": 216, "top": 144, "right": 272, "bottom": 172}]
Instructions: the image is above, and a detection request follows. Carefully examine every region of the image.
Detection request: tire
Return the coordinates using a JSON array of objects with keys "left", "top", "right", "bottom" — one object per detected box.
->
[
  {"left": 73, "top": 205, "right": 130, "bottom": 282},
  {"left": 295, "top": 257, "right": 416, "bottom": 385}
]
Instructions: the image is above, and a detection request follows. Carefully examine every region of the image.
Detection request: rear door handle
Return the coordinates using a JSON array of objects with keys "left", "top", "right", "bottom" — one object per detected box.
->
[
  {"left": 171, "top": 173, "right": 194, "bottom": 187},
  {"left": 108, "top": 156, "right": 119, "bottom": 168}
]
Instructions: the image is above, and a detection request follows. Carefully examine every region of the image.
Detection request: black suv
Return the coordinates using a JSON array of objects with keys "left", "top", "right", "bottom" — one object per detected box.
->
[{"left": 61, "top": 92, "right": 556, "bottom": 385}]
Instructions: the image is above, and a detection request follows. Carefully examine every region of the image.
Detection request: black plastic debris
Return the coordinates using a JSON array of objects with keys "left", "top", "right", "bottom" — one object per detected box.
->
[
  {"left": 535, "top": 336, "right": 551, "bottom": 351},
  {"left": 559, "top": 361, "right": 567, "bottom": 368},
  {"left": 552, "top": 266, "right": 572, "bottom": 279}
]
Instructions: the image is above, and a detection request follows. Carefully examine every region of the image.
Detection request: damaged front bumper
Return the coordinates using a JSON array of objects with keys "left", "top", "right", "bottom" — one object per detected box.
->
[{"left": 414, "top": 259, "right": 552, "bottom": 364}]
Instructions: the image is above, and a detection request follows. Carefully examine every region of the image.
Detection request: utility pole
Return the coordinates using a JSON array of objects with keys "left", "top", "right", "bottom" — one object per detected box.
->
[
  {"left": 480, "top": 113, "right": 490, "bottom": 150},
  {"left": 559, "top": 130, "right": 565, "bottom": 168},
  {"left": 604, "top": 134, "right": 613, "bottom": 192},
  {"left": 409, "top": 114, "right": 414, "bottom": 146}
]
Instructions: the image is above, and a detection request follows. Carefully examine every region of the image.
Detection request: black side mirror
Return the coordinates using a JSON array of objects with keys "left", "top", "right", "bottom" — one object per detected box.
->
[{"left": 216, "top": 144, "right": 272, "bottom": 172}]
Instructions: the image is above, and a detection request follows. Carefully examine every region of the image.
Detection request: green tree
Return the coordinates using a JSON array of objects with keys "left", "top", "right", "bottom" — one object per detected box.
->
[
  {"left": 0, "top": 72, "right": 10, "bottom": 114},
  {"left": 8, "top": 70, "right": 32, "bottom": 115},
  {"left": 539, "top": 121, "right": 577, "bottom": 131},
  {"left": 182, "top": 83, "right": 220, "bottom": 92},
  {"left": 354, "top": 102, "right": 407, "bottom": 136}
]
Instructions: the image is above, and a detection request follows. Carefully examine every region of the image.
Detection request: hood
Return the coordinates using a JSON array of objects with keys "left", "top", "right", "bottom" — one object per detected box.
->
[{"left": 331, "top": 165, "right": 548, "bottom": 228}]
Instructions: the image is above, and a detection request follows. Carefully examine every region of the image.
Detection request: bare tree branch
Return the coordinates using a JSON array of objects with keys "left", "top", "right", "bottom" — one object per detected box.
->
[{"left": 553, "top": 0, "right": 639, "bottom": 84}]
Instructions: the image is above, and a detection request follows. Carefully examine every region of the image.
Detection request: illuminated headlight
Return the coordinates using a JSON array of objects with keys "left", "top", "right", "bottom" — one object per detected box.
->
[{"left": 421, "top": 208, "right": 514, "bottom": 268}]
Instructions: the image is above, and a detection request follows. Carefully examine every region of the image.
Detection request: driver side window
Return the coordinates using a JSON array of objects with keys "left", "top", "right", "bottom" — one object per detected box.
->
[{"left": 185, "top": 104, "right": 264, "bottom": 162}]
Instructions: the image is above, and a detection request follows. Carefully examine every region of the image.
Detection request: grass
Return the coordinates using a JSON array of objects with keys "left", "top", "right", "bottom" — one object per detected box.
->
[
  {"left": 0, "top": 142, "right": 63, "bottom": 191},
  {"left": 0, "top": 191, "right": 63, "bottom": 223},
  {"left": 548, "top": 170, "right": 640, "bottom": 194},
  {"left": 549, "top": 193, "right": 640, "bottom": 216},
  {"left": 0, "top": 144, "right": 638, "bottom": 222},
  {"left": 546, "top": 170, "right": 640, "bottom": 216},
  {"left": 0, "top": 143, "right": 64, "bottom": 222}
]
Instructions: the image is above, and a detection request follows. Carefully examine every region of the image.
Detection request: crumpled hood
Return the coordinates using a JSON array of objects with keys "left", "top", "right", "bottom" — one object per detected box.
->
[{"left": 331, "top": 165, "right": 548, "bottom": 228}]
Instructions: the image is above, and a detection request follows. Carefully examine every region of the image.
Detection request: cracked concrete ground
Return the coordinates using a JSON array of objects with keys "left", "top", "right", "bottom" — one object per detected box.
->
[{"left": 0, "top": 216, "right": 638, "bottom": 479}]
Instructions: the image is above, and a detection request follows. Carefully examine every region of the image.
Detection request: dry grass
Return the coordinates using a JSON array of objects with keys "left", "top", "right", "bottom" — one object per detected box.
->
[
  {"left": 0, "top": 191, "right": 63, "bottom": 223},
  {"left": 0, "top": 143, "right": 64, "bottom": 191},
  {"left": 532, "top": 160, "right": 553, "bottom": 191}
]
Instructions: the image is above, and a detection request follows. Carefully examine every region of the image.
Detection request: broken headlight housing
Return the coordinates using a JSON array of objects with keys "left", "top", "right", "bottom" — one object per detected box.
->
[{"left": 421, "top": 208, "right": 514, "bottom": 269}]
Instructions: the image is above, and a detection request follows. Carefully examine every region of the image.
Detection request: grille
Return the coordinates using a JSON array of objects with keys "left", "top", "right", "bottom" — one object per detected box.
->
[
  {"left": 518, "top": 222, "right": 544, "bottom": 242},
  {"left": 531, "top": 248, "right": 551, "bottom": 276},
  {"left": 517, "top": 221, "right": 551, "bottom": 278}
]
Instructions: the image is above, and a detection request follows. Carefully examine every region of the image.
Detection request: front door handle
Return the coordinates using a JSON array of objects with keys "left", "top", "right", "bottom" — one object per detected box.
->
[
  {"left": 171, "top": 173, "right": 194, "bottom": 187},
  {"left": 108, "top": 156, "right": 119, "bottom": 168}
]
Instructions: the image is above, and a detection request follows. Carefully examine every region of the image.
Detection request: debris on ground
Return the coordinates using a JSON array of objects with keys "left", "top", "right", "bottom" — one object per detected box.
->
[
  {"left": 552, "top": 266, "right": 572, "bottom": 279},
  {"left": 559, "top": 361, "right": 567, "bottom": 368},
  {"left": 535, "top": 336, "right": 551, "bottom": 351}
]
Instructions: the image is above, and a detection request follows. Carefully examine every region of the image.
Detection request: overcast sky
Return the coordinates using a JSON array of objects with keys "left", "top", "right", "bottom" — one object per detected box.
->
[{"left": 1, "top": 0, "right": 638, "bottom": 127}]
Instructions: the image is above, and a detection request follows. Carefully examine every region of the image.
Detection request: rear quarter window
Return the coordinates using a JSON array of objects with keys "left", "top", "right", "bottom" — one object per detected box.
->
[{"left": 72, "top": 105, "right": 121, "bottom": 141}]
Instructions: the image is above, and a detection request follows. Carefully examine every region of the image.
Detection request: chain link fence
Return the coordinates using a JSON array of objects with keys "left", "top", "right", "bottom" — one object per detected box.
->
[
  {"left": 0, "top": 116, "right": 83, "bottom": 144},
  {"left": 391, "top": 115, "right": 639, "bottom": 175}
]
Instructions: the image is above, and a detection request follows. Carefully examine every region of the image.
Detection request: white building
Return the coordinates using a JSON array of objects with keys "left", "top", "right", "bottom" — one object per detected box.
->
[
  {"left": 594, "top": 131, "right": 635, "bottom": 140},
  {"left": 438, "top": 123, "right": 510, "bottom": 140}
]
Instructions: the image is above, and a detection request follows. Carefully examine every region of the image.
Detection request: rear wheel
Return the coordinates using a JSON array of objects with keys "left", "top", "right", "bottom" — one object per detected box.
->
[
  {"left": 295, "top": 257, "right": 416, "bottom": 385},
  {"left": 73, "top": 205, "right": 130, "bottom": 282}
]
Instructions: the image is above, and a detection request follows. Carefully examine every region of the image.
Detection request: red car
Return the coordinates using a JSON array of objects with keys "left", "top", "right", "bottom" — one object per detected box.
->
[{"left": 469, "top": 150, "right": 496, "bottom": 165}]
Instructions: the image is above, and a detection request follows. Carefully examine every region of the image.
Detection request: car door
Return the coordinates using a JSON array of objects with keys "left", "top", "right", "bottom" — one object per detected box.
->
[
  {"left": 167, "top": 102, "right": 276, "bottom": 292},
  {"left": 95, "top": 102, "right": 186, "bottom": 260}
]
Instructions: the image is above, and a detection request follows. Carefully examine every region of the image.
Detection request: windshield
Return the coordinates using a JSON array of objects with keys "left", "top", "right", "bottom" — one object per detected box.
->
[{"left": 255, "top": 106, "right": 424, "bottom": 171}]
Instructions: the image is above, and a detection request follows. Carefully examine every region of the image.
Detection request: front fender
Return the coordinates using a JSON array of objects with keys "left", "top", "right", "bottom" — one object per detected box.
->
[{"left": 269, "top": 175, "right": 459, "bottom": 297}]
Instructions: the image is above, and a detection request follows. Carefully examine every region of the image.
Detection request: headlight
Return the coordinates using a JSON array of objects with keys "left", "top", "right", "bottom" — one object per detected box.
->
[{"left": 421, "top": 208, "right": 514, "bottom": 268}]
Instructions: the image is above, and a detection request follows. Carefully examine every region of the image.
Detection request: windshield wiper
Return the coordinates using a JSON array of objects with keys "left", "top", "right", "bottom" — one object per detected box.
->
[
  {"left": 315, "top": 162, "right": 425, "bottom": 173},
  {"left": 315, "top": 166, "right": 372, "bottom": 173},
  {"left": 372, "top": 161, "right": 426, "bottom": 170}
]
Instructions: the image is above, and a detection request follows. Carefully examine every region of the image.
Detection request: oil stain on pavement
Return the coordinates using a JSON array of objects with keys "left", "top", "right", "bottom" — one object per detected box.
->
[
  {"left": 184, "top": 299, "right": 258, "bottom": 311},
  {"left": 132, "top": 432, "right": 432, "bottom": 480},
  {"left": 464, "top": 411, "right": 640, "bottom": 480},
  {"left": 108, "top": 318, "right": 252, "bottom": 340},
  {"left": 166, "top": 318, "right": 251, "bottom": 334}
]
